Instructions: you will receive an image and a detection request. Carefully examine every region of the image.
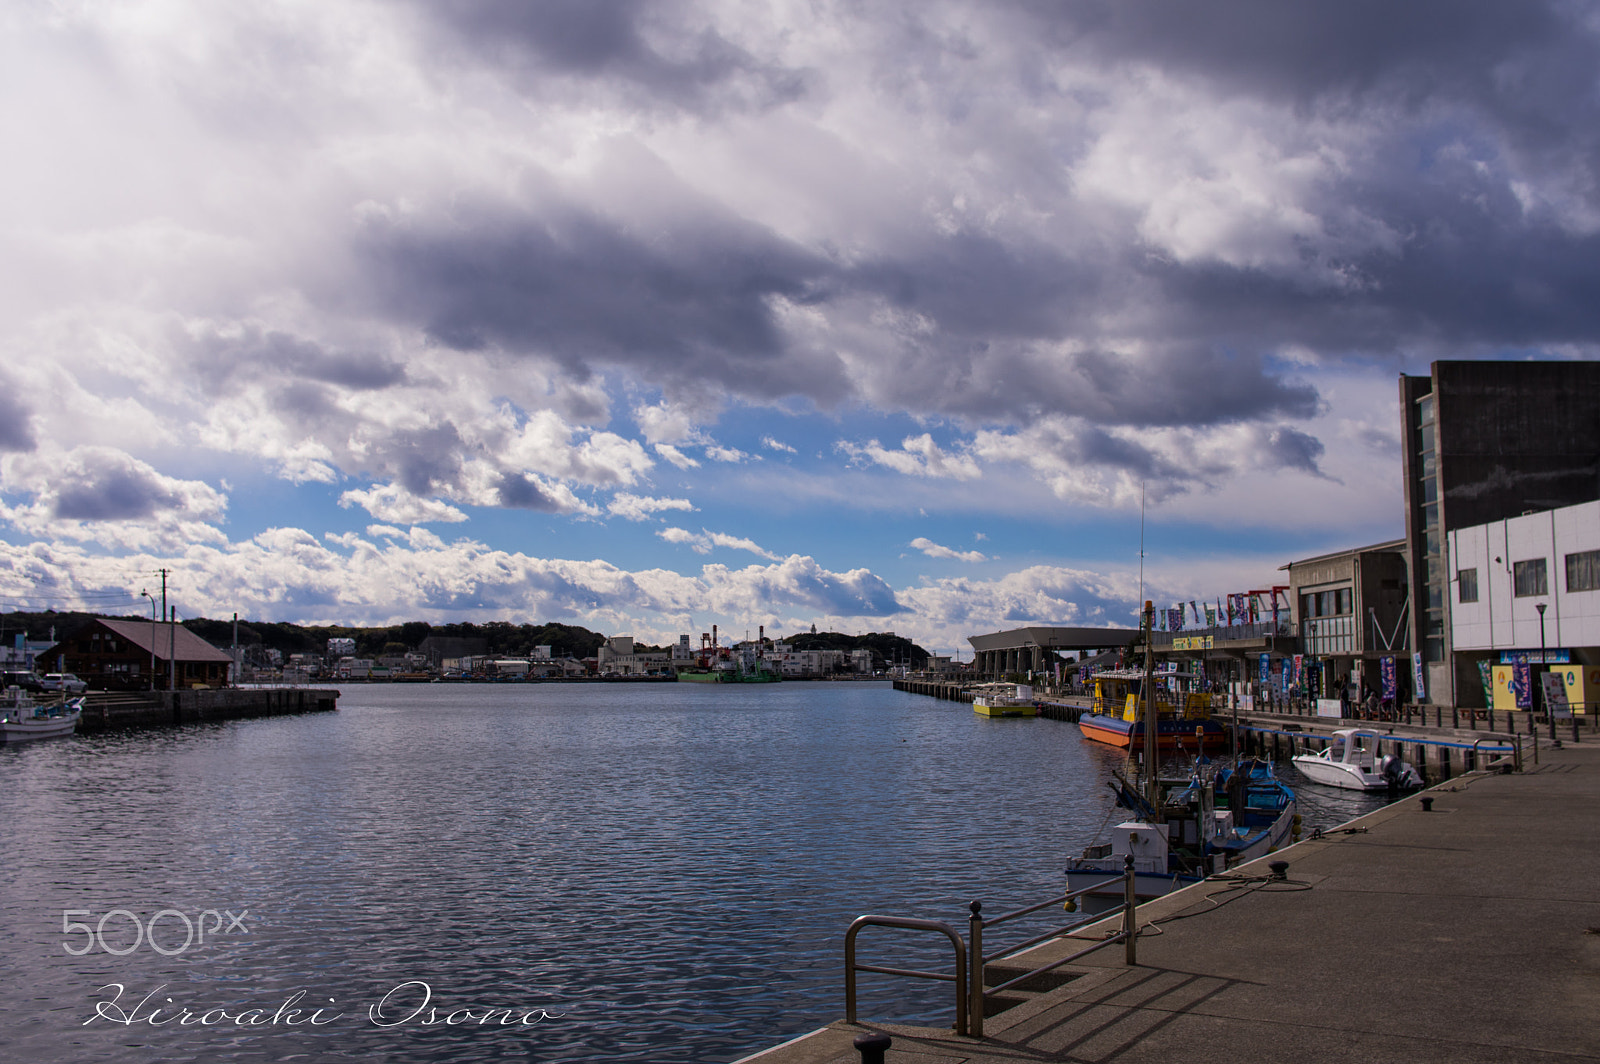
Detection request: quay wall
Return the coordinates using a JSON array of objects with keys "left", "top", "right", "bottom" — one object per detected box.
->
[
  {"left": 76, "top": 688, "right": 339, "bottom": 733},
  {"left": 891, "top": 678, "right": 1592, "bottom": 779}
]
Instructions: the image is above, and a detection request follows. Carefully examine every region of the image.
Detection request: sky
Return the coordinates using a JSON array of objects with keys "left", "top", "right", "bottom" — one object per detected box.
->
[{"left": 2, "top": 0, "right": 1598, "bottom": 657}]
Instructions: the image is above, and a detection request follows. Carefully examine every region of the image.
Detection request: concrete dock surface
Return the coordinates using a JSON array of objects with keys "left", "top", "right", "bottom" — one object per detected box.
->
[{"left": 736, "top": 742, "right": 1600, "bottom": 1063}]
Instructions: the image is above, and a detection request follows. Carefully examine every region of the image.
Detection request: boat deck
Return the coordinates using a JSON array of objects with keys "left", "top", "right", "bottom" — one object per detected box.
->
[{"left": 736, "top": 741, "right": 1600, "bottom": 1063}]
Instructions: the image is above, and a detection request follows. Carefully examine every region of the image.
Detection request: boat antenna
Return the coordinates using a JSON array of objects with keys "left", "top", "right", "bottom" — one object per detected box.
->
[{"left": 1137, "top": 479, "right": 1146, "bottom": 610}]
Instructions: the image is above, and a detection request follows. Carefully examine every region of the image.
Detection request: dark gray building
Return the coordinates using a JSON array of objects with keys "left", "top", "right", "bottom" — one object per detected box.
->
[{"left": 1399, "top": 360, "right": 1600, "bottom": 705}]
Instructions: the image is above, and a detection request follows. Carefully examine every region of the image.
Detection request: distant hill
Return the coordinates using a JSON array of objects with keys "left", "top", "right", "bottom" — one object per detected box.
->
[
  {"left": 780, "top": 630, "right": 928, "bottom": 668},
  {"left": 0, "top": 612, "right": 607, "bottom": 661}
]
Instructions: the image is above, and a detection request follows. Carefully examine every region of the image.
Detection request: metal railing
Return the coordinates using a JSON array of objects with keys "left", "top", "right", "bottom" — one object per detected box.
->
[{"left": 844, "top": 856, "right": 1139, "bottom": 1038}]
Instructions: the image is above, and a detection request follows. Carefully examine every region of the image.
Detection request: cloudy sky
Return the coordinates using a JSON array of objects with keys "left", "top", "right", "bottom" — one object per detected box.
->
[{"left": 2, "top": 0, "right": 1597, "bottom": 655}]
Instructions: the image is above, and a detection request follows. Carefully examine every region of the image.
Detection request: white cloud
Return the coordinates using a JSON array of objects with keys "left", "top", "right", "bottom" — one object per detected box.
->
[
  {"left": 761, "top": 435, "right": 796, "bottom": 453},
  {"left": 841, "top": 434, "right": 982, "bottom": 480},
  {"left": 654, "top": 443, "right": 701, "bottom": 469},
  {"left": 609, "top": 493, "right": 696, "bottom": 521},
  {"left": 340, "top": 484, "right": 468, "bottom": 525},
  {"left": 910, "top": 537, "right": 987, "bottom": 563},
  {"left": 656, "top": 526, "right": 778, "bottom": 559}
]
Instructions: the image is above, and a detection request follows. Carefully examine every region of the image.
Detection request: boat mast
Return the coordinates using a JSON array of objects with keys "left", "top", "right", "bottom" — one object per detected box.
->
[{"left": 1143, "top": 598, "right": 1158, "bottom": 811}]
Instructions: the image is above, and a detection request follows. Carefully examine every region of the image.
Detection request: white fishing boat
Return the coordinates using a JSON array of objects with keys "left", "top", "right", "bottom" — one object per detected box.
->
[
  {"left": 1291, "top": 728, "right": 1423, "bottom": 791},
  {"left": 0, "top": 688, "right": 84, "bottom": 742}
]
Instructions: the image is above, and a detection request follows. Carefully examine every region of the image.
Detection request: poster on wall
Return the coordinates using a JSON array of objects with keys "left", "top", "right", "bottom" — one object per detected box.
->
[
  {"left": 1381, "top": 656, "right": 1397, "bottom": 700},
  {"left": 1411, "top": 654, "right": 1427, "bottom": 701}
]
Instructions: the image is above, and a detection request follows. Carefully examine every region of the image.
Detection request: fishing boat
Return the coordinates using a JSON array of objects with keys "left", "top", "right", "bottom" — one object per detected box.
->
[
  {"left": 1292, "top": 729, "right": 1424, "bottom": 791},
  {"left": 1065, "top": 758, "right": 1299, "bottom": 913},
  {"left": 1077, "top": 668, "right": 1227, "bottom": 752},
  {"left": 972, "top": 683, "right": 1039, "bottom": 717},
  {"left": 0, "top": 688, "right": 85, "bottom": 742}
]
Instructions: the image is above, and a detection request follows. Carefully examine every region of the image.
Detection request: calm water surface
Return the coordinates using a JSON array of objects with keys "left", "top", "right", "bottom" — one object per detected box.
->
[{"left": 0, "top": 682, "right": 1385, "bottom": 1063}]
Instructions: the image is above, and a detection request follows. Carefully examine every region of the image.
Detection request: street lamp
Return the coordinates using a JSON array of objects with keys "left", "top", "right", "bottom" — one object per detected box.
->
[
  {"left": 140, "top": 590, "right": 157, "bottom": 692},
  {"left": 1535, "top": 601, "right": 1551, "bottom": 740}
]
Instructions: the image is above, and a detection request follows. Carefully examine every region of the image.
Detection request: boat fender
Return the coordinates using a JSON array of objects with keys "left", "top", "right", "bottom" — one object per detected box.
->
[
  {"left": 1291, "top": 813, "right": 1302, "bottom": 841},
  {"left": 1063, "top": 896, "right": 1077, "bottom": 913}
]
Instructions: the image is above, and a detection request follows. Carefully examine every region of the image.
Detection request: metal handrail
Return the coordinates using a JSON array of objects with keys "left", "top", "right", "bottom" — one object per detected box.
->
[
  {"left": 845, "top": 916, "right": 968, "bottom": 1035},
  {"left": 1474, "top": 734, "right": 1522, "bottom": 772},
  {"left": 968, "top": 856, "right": 1137, "bottom": 1036},
  {"left": 843, "top": 858, "right": 1140, "bottom": 1039}
]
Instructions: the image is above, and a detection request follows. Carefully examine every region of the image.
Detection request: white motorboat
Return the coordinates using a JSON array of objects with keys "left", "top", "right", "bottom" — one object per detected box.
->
[
  {"left": 1292, "top": 728, "right": 1423, "bottom": 791},
  {"left": 0, "top": 688, "right": 84, "bottom": 742}
]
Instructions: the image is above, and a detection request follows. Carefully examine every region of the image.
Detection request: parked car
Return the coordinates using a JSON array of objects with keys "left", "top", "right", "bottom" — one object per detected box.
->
[
  {"left": 40, "top": 673, "right": 88, "bottom": 694},
  {"left": 2, "top": 669, "right": 46, "bottom": 693}
]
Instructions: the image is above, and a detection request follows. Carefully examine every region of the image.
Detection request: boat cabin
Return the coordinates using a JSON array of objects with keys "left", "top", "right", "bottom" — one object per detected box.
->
[{"left": 1091, "top": 668, "right": 1212, "bottom": 722}]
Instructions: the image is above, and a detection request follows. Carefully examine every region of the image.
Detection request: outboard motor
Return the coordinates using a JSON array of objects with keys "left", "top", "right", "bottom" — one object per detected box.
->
[{"left": 1380, "top": 754, "right": 1424, "bottom": 792}]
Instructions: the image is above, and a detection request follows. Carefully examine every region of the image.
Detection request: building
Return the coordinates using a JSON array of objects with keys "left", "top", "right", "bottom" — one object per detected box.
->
[
  {"left": 596, "top": 636, "right": 670, "bottom": 676},
  {"left": 1284, "top": 540, "right": 1410, "bottom": 702},
  {"left": 1400, "top": 360, "right": 1600, "bottom": 704},
  {"left": 46, "top": 618, "right": 234, "bottom": 690},
  {"left": 1447, "top": 499, "right": 1600, "bottom": 710}
]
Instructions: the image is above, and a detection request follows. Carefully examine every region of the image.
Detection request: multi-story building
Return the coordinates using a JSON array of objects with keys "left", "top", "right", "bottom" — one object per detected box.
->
[
  {"left": 1399, "top": 360, "right": 1600, "bottom": 704},
  {"left": 1285, "top": 540, "right": 1410, "bottom": 701},
  {"left": 1447, "top": 499, "right": 1600, "bottom": 710}
]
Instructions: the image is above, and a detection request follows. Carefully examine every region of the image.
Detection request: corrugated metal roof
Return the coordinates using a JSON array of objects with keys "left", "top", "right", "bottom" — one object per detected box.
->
[{"left": 94, "top": 618, "right": 234, "bottom": 663}]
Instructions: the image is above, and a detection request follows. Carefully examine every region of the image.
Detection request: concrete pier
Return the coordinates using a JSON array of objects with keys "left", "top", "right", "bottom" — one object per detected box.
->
[
  {"left": 735, "top": 743, "right": 1600, "bottom": 1063},
  {"left": 74, "top": 687, "right": 338, "bottom": 733}
]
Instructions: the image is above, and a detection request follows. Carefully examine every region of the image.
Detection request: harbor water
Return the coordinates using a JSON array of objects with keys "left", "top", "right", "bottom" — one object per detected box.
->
[{"left": 0, "top": 681, "right": 1387, "bottom": 1063}]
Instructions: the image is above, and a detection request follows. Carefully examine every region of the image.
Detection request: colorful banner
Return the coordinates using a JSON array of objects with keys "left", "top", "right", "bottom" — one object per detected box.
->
[
  {"left": 1204, "top": 606, "right": 1216, "bottom": 628},
  {"left": 1412, "top": 654, "right": 1427, "bottom": 701},
  {"left": 1259, "top": 653, "right": 1269, "bottom": 684},
  {"left": 1167, "top": 608, "right": 1184, "bottom": 632},
  {"left": 1381, "top": 656, "right": 1397, "bottom": 700},
  {"left": 1477, "top": 660, "right": 1494, "bottom": 708},
  {"left": 1292, "top": 654, "right": 1303, "bottom": 685},
  {"left": 1511, "top": 661, "right": 1531, "bottom": 709}
]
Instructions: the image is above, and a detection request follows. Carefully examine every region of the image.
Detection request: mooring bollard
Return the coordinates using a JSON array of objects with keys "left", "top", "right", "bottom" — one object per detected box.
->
[
  {"left": 854, "top": 1032, "right": 892, "bottom": 1063},
  {"left": 1420, "top": 797, "right": 1434, "bottom": 812}
]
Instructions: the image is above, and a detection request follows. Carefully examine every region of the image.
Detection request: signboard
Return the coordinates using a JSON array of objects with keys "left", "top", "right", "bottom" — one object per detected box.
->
[
  {"left": 1171, "top": 635, "right": 1213, "bottom": 651},
  {"left": 1316, "top": 698, "right": 1343, "bottom": 718},
  {"left": 1500, "top": 649, "right": 1571, "bottom": 665},
  {"left": 1543, "top": 672, "right": 1573, "bottom": 719}
]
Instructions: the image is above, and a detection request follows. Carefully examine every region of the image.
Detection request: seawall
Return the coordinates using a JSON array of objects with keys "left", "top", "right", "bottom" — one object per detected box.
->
[{"left": 75, "top": 687, "right": 339, "bottom": 733}]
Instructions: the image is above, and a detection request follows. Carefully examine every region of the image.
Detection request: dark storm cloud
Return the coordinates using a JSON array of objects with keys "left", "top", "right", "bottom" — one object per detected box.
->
[
  {"left": 384, "top": 424, "right": 468, "bottom": 497},
  {"left": 0, "top": 379, "right": 37, "bottom": 452},
  {"left": 1019, "top": 0, "right": 1582, "bottom": 109},
  {"left": 52, "top": 465, "right": 181, "bottom": 521},
  {"left": 495, "top": 472, "right": 562, "bottom": 511},
  {"left": 188, "top": 327, "right": 407, "bottom": 394},
  {"left": 361, "top": 199, "right": 1321, "bottom": 429},
  {"left": 1262, "top": 426, "right": 1326, "bottom": 477},
  {"left": 419, "top": 0, "right": 811, "bottom": 110},
  {"left": 361, "top": 199, "right": 845, "bottom": 393}
]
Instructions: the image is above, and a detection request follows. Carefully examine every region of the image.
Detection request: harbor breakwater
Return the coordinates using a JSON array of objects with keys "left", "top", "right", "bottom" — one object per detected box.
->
[{"left": 75, "top": 687, "right": 339, "bottom": 732}]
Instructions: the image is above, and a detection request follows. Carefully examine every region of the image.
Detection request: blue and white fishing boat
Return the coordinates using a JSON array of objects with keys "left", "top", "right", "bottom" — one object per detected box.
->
[
  {"left": 0, "top": 689, "right": 84, "bottom": 742},
  {"left": 1064, "top": 759, "right": 1298, "bottom": 914}
]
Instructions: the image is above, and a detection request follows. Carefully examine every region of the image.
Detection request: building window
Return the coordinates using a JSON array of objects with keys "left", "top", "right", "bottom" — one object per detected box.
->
[
  {"left": 1513, "top": 558, "right": 1548, "bottom": 598},
  {"left": 1568, "top": 550, "right": 1600, "bottom": 593},
  {"left": 1457, "top": 568, "right": 1478, "bottom": 603}
]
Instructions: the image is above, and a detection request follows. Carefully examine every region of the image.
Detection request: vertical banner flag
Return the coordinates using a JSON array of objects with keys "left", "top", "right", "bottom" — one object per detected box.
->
[
  {"left": 1412, "top": 654, "right": 1428, "bottom": 702},
  {"left": 1511, "top": 660, "right": 1532, "bottom": 709},
  {"left": 1259, "top": 653, "right": 1269, "bottom": 684},
  {"left": 1292, "top": 654, "right": 1303, "bottom": 685},
  {"left": 1381, "top": 656, "right": 1397, "bottom": 700},
  {"left": 1205, "top": 605, "right": 1216, "bottom": 628}
]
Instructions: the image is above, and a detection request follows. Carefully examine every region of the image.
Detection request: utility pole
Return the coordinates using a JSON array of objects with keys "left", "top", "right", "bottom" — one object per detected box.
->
[{"left": 156, "top": 568, "right": 175, "bottom": 693}]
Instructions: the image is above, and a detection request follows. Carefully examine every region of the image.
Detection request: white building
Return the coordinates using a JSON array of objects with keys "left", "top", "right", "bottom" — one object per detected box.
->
[{"left": 1448, "top": 499, "right": 1600, "bottom": 709}]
